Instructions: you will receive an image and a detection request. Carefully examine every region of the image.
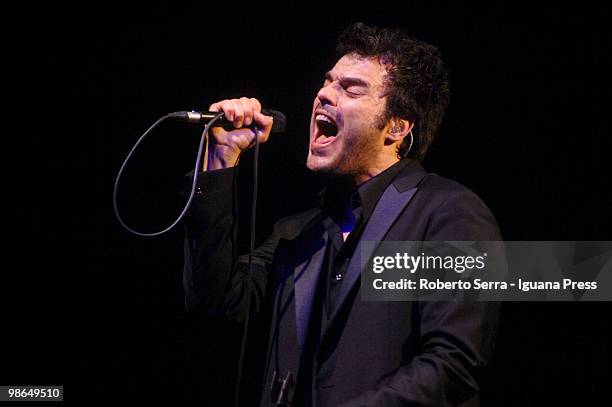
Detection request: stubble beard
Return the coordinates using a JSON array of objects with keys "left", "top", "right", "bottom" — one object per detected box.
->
[{"left": 307, "top": 117, "right": 385, "bottom": 184}]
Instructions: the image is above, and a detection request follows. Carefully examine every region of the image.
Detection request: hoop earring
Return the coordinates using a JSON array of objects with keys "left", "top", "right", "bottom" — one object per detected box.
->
[{"left": 402, "top": 129, "right": 414, "bottom": 158}]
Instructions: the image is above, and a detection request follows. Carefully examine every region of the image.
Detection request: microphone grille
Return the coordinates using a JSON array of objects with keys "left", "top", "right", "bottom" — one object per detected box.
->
[{"left": 261, "top": 109, "right": 287, "bottom": 133}]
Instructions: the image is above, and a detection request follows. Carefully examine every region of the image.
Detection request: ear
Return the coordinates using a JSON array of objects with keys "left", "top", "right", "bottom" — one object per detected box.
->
[{"left": 386, "top": 118, "right": 413, "bottom": 142}]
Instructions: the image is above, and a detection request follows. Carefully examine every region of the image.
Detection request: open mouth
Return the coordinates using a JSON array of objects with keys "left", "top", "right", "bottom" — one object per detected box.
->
[{"left": 314, "top": 114, "right": 339, "bottom": 147}]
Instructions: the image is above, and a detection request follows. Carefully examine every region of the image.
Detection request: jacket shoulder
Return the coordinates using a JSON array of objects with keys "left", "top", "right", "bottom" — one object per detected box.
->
[
  {"left": 418, "top": 173, "right": 490, "bottom": 208},
  {"left": 416, "top": 173, "right": 502, "bottom": 240}
]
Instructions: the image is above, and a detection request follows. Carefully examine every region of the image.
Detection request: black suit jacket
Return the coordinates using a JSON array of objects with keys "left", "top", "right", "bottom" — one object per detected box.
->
[{"left": 183, "top": 160, "right": 501, "bottom": 406}]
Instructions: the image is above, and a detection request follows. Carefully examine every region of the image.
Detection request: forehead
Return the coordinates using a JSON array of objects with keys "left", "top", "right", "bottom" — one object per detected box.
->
[{"left": 327, "top": 53, "right": 388, "bottom": 87}]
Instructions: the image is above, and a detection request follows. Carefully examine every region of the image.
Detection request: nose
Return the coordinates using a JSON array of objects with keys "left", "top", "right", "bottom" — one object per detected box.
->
[{"left": 316, "top": 82, "right": 338, "bottom": 107}]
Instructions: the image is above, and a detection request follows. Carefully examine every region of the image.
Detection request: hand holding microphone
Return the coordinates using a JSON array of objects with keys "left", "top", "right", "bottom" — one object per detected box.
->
[{"left": 204, "top": 97, "right": 276, "bottom": 170}]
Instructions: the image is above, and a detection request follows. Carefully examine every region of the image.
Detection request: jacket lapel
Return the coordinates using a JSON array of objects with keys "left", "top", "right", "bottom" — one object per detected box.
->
[
  {"left": 293, "top": 228, "right": 328, "bottom": 351},
  {"left": 323, "top": 162, "right": 427, "bottom": 338}
]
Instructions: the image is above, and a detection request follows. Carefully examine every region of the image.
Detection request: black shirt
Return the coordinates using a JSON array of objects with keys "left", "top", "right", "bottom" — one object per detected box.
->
[
  {"left": 295, "top": 158, "right": 414, "bottom": 405},
  {"left": 320, "top": 158, "right": 414, "bottom": 319}
]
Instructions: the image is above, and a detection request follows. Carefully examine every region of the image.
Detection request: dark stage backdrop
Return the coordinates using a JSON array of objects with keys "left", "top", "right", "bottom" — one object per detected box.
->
[{"left": 5, "top": 4, "right": 611, "bottom": 406}]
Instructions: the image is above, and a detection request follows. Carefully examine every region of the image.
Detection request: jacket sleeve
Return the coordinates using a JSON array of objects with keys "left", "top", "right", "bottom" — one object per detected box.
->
[
  {"left": 337, "top": 188, "right": 502, "bottom": 407},
  {"left": 182, "top": 168, "right": 280, "bottom": 323}
]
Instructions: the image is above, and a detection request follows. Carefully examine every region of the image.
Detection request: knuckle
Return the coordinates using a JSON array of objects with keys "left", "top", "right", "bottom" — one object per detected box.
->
[
  {"left": 242, "top": 99, "right": 253, "bottom": 110},
  {"left": 251, "top": 98, "right": 262, "bottom": 112}
]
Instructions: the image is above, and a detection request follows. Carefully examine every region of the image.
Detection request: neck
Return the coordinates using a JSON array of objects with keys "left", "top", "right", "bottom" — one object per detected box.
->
[{"left": 352, "top": 155, "right": 401, "bottom": 185}]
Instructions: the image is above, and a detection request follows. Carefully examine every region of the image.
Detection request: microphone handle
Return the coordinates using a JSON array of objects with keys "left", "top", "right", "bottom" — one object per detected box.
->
[{"left": 169, "top": 108, "right": 286, "bottom": 133}]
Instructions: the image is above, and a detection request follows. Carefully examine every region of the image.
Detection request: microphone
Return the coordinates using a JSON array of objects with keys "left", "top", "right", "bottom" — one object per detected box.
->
[{"left": 169, "top": 108, "right": 287, "bottom": 133}]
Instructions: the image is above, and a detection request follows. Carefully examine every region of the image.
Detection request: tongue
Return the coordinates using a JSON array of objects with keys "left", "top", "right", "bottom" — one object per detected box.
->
[{"left": 316, "top": 134, "right": 335, "bottom": 144}]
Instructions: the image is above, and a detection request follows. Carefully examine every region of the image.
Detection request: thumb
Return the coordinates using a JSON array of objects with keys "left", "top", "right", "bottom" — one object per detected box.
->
[{"left": 254, "top": 111, "right": 274, "bottom": 140}]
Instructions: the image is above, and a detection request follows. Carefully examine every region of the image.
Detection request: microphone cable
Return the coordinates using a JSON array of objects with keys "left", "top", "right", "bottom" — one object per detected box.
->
[
  {"left": 233, "top": 123, "right": 260, "bottom": 407},
  {"left": 113, "top": 111, "right": 224, "bottom": 237},
  {"left": 113, "top": 112, "right": 261, "bottom": 407}
]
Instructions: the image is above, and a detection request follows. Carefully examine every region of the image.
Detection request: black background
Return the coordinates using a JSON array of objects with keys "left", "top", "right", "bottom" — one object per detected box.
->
[{"left": 4, "top": 3, "right": 611, "bottom": 406}]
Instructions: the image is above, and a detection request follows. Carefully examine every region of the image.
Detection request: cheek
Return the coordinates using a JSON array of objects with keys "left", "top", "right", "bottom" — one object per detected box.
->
[
  {"left": 342, "top": 111, "right": 370, "bottom": 135},
  {"left": 340, "top": 100, "right": 378, "bottom": 128}
]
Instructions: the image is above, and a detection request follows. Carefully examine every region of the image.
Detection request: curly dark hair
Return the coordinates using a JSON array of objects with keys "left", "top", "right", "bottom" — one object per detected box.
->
[{"left": 336, "top": 22, "right": 450, "bottom": 160}]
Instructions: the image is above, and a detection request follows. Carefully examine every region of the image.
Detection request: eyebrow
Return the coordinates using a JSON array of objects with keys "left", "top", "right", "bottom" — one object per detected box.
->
[{"left": 325, "top": 72, "right": 370, "bottom": 88}]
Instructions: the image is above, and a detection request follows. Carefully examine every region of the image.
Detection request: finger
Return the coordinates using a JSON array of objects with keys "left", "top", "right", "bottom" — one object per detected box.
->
[
  {"left": 254, "top": 111, "right": 274, "bottom": 142},
  {"left": 209, "top": 100, "right": 235, "bottom": 121},
  {"left": 239, "top": 97, "right": 254, "bottom": 127},
  {"left": 250, "top": 98, "right": 262, "bottom": 113},
  {"left": 231, "top": 99, "right": 244, "bottom": 128}
]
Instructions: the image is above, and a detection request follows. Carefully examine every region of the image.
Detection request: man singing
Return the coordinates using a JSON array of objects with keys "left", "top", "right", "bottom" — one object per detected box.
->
[{"left": 183, "top": 22, "right": 501, "bottom": 406}]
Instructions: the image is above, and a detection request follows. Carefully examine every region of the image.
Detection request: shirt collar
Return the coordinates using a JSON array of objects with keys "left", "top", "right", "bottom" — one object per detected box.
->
[{"left": 319, "top": 158, "right": 415, "bottom": 222}]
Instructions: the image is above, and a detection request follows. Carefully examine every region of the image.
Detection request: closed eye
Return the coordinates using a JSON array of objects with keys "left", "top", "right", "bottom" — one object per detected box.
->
[
  {"left": 340, "top": 78, "right": 368, "bottom": 97},
  {"left": 345, "top": 87, "right": 365, "bottom": 97}
]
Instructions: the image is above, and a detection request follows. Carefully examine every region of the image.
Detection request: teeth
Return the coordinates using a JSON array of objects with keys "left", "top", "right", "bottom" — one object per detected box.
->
[{"left": 315, "top": 114, "right": 334, "bottom": 124}]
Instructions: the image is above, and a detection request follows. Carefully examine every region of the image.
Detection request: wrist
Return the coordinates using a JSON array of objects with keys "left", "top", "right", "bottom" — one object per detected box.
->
[{"left": 206, "top": 143, "right": 240, "bottom": 171}]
